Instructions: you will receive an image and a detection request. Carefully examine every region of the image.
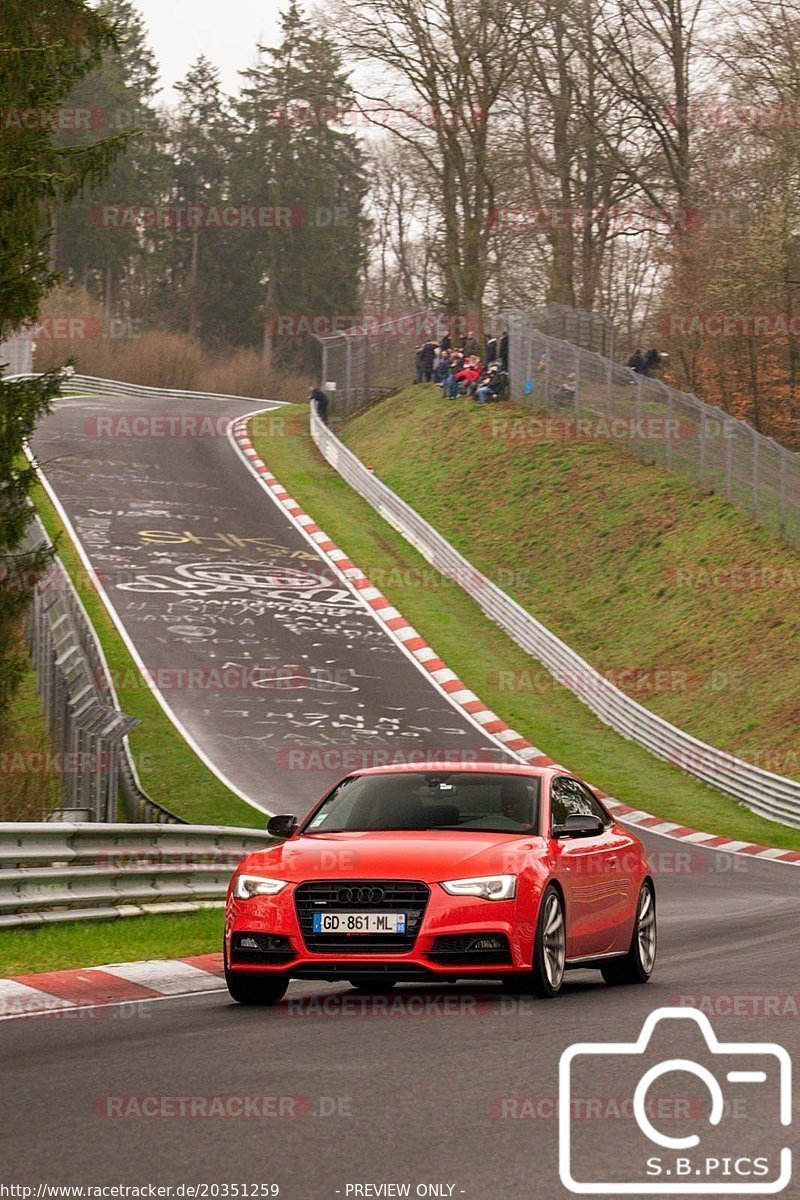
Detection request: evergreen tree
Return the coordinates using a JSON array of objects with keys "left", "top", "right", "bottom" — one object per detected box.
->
[
  {"left": 154, "top": 56, "right": 231, "bottom": 342},
  {"left": 0, "top": 0, "right": 132, "bottom": 718},
  {"left": 53, "top": 0, "right": 168, "bottom": 319},
  {"left": 232, "top": 1, "right": 369, "bottom": 361}
]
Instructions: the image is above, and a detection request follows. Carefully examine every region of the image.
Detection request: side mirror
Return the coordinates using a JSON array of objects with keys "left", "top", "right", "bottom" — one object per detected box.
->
[
  {"left": 267, "top": 814, "right": 298, "bottom": 839},
  {"left": 553, "top": 813, "right": 605, "bottom": 839}
]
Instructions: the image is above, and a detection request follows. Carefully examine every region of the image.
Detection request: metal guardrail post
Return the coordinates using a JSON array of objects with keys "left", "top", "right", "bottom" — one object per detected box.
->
[
  {"left": 574, "top": 348, "right": 581, "bottom": 416},
  {"left": 753, "top": 438, "right": 760, "bottom": 517}
]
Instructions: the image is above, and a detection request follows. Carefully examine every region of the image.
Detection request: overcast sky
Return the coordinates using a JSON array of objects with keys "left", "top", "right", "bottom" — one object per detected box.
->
[{"left": 134, "top": 0, "right": 283, "bottom": 103}]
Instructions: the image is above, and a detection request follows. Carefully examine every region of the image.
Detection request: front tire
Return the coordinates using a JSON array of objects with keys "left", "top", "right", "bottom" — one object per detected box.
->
[
  {"left": 602, "top": 881, "right": 657, "bottom": 985},
  {"left": 225, "top": 967, "right": 289, "bottom": 1005},
  {"left": 504, "top": 885, "right": 566, "bottom": 998},
  {"left": 531, "top": 885, "right": 567, "bottom": 997},
  {"left": 224, "top": 941, "right": 289, "bottom": 1005}
]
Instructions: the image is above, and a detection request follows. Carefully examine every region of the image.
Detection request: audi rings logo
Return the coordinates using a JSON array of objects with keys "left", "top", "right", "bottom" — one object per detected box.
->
[{"left": 337, "top": 886, "right": 385, "bottom": 905}]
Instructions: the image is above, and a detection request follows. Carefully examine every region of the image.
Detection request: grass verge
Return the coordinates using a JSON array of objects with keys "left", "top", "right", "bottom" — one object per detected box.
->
[
  {"left": 252, "top": 402, "right": 800, "bottom": 850},
  {"left": 342, "top": 387, "right": 800, "bottom": 776},
  {"left": 30, "top": 479, "right": 265, "bottom": 829},
  {"left": 0, "top": 908, "right": 223, "bottom": 977},
  {"left": 0, "top": 650, "right": 61, "bottom": 820}
]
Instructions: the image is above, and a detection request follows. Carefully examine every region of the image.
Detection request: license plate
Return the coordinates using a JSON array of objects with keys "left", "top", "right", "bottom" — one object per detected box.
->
[{"left": 312, "top": 911, "right": 407, "bottom": 934}]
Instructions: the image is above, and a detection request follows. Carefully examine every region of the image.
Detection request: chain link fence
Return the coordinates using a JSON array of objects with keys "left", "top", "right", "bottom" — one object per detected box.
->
[
  {"left": 315, "top": 310, "right": 444, "bottom": 423},
  {"left": 313, "top": 306, "right": 612, "bottom": 424},
  {"left": 21, "top": 517, "right": 182, "bottom": 823},
  {"left": 505, "top": 305, "right": 614, "bottom": 357},
  {"left": 506, "top": 315, "right": 800, "bottom": 546}
]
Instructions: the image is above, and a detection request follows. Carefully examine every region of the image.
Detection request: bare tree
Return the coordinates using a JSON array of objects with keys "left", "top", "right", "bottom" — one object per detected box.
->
[{"left": 326, "top": 0, "right": 532, "bottom": 325}]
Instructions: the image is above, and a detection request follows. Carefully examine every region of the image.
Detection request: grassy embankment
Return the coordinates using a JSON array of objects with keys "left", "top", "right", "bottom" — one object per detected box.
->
[{"left": 253, "top": 393, "right": 800, "bottom": 851}]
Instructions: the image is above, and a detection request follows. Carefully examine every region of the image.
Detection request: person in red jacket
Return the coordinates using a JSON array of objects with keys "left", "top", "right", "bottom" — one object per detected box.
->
[{"left": 455, "top": 359, "right": 482, "bottom": 395}]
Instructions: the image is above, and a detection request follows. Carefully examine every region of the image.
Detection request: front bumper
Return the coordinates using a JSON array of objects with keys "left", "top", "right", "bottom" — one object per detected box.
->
[{"left": 225, "top": 880, "right": 537, "bottom": 978}]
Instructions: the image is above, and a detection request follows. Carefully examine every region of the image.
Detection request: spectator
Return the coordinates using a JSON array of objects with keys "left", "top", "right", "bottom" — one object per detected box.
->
[
  {"left": 414, "top": 344, "right": 424, "bottom": 383},
  {"left": 498, "top": 330, "right": 509, "bottom": 369},
  {"left": 420, "top": 339, "right": 437, "bottom": 382},
  {"left": 554, "top": 373, "right": 576, "bottom": 406},
  {"left": 439, "top": 332, "right": 452, "bottom": 353},
  {"left": 641, "top": 347, "right": 662, "bottom": 377},
  {"left": 456, "top": 359, "right": 482, "bottom": 395},
  {"left": 460, "top": 329, "right": 479, "bottom": 357},
  {"left": 437, "top": 349, "right": 455, "bottom": 398},
  {"left": 475, "top": 364, "right": 509, "bottom": 404},
  {"left": 627, "top": 347, "right": 645, "bottom": 374},
  {"left": 309, "top": 385, "right": 329, "bottom": 424}
]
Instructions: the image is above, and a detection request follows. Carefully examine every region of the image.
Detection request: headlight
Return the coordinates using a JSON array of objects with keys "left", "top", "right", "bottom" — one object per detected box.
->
[
  {"left": 440, "top": 874, "right": 517, "bottom": 900},
  {"left": 233, "top": 874, "right": 289, "bottom": 900}
]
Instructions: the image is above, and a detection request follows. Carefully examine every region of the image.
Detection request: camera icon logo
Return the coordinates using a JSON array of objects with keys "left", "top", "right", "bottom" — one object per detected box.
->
[{"left": 559, "top": 1007, "right": 792, "bottom": 1194}]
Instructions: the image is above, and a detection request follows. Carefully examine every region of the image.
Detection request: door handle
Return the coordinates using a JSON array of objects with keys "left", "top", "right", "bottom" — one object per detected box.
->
[{"left": 607, "top": 855, "right": 619, "bottom": 867}]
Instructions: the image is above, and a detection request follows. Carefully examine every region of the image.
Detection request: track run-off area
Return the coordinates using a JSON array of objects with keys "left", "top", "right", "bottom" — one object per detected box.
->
[{"left": 4, "top": 387, "right": 797, "bottom": 1197}]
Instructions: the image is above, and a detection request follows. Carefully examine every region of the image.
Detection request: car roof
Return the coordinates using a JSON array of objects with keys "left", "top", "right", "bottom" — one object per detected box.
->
[{"left": 350, "top": 761, "right": 561, "bottom": 779}]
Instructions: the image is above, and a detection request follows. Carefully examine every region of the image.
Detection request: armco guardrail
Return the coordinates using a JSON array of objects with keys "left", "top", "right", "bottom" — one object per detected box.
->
[
  {"left": 5, "top": 368, "right": 279, "bottom": 406},
  {"left": 22, "top": 515, "right": 182, "bottom": 824},
  {"left": 0, "top": 822, "right": 271, "bottom": 928},
  {"left": 310, "top": 403, "right": 800, "bottom": 829},
  {"left": 63, "top": 373, "right": 278, "bottom": 404}
]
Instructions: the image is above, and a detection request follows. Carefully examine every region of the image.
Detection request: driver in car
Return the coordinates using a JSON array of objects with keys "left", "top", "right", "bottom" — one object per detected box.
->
[{"left": 500, "top": 779, "right": 534, "bottom": 827}]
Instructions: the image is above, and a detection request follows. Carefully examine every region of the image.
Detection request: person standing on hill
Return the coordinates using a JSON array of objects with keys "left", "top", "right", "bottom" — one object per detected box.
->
[
  {"left": 309, "top": 385, "right": 329, "bottom": 424},
  {"left": 420, "top": 340, "right": 437, "bottom": 382},
  {"left": 627, "top": 347, "right": 645, "bottom": 374}
]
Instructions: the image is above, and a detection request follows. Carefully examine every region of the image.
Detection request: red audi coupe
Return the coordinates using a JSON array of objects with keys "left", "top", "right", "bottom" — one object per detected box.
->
[{"left": 224, "top": 762, "right": 656, "bottom": 1004}]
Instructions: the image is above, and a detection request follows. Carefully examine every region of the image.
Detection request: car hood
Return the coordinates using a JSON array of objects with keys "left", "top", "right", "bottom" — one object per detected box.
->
[{"left": 239, "top": 830, "right": 543, "bottom": 882}]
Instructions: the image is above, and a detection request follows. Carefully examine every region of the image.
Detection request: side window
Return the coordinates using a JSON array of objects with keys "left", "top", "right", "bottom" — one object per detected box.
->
[{"left": 550, "top": 777, "right": 610, "bottom": 830}]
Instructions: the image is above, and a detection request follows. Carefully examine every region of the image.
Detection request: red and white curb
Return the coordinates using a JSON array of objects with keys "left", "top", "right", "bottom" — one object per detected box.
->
[
  {"left": 0, "top": 954, "right": 226, "bottom": 1020},
  {"left": 230, "top": 414, "right": 799, "bottom": 869}
]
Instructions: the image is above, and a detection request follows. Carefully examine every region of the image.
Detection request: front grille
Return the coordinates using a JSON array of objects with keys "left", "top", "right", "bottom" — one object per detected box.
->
[
  {"left": 294, "top": 879, "right": 429, "bottom": 954},
  {"left": 427, "top": 933, "right": 512, "bottom": 966}
]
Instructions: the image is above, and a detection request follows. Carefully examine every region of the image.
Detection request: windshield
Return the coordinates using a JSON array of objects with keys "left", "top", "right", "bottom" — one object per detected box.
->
[{"left": 301, "top": 771, "right": 541, "bottom": 835}]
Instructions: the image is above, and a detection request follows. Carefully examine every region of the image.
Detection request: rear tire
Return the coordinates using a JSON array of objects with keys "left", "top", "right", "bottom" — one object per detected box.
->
[{"left": 602, "top": 881, "right": 657, "bottom": 985}]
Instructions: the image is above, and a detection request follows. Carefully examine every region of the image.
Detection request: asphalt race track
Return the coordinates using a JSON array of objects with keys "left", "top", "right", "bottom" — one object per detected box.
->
[
  {"left": 2, "top": 845, "right": 798, "bottom": 1196},
  {"left": 31, "top": 392, "right": 512, "bottom": 814},
  {"left": 14, "top": 390, "right": 800, "bottom": 1198}
]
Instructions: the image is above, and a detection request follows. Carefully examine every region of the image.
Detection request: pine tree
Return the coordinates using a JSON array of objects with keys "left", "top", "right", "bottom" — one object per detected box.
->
[
  {"left": 52, "top": 0, "right": 168, "bottom": 321},
  {"left": 155, "top": 56, "right": 231, "bottom": 342},
  {"left": 232, "top": 1, "right": 369, "bottom": 363},
  {"left": 0, "top": 0, "right": 133, "bottom": 719}
]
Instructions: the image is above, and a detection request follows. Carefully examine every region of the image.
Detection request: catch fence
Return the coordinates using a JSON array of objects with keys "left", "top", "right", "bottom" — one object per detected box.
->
[{"left": 506, "top": 315, "right": 800, "bottom": 546}]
